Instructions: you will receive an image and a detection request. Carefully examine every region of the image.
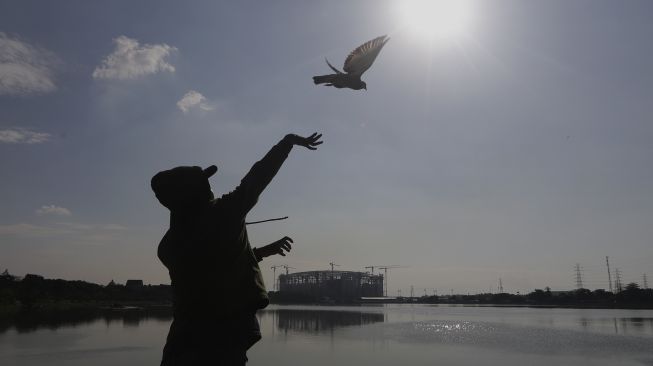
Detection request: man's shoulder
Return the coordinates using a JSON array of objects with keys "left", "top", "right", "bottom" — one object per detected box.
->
[
  {"left": 207, "top": 197, "right": 233, "bottom": 218},
  {"left": 208, "top": 197, "right": 247, "bottom": 225}
]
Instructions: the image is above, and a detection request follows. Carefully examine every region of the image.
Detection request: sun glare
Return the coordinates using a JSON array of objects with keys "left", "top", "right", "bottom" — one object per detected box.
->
[{"left": 397, "top": 0, "right": 474, "bottom": 41}]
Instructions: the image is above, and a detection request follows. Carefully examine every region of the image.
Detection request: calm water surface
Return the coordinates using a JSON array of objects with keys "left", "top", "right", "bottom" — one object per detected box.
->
[{"left": 1, "top": 305, "right": 653, "bottom": 365}]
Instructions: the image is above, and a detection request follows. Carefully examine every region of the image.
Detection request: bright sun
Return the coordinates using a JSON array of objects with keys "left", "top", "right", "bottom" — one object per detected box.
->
[{"left": 397, "top": 0, "right": 474, "bottom": 41}]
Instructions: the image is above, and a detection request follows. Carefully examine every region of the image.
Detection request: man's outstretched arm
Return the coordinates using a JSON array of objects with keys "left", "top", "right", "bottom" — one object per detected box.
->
[{"left": 223, "top": 133, "right": 323, "bottom": 217}]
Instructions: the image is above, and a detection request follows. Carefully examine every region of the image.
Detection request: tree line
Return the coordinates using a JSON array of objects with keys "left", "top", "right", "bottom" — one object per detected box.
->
[
  {"left": 0, "top": 270, "right": 171, "bottom": 309},
  {"left": 417, "top": 285, "right": 653, "bottom": 308}
]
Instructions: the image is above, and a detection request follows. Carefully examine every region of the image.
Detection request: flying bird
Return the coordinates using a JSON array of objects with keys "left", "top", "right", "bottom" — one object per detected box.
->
[{"left": 313, "top": 35, "right": 390, "bottom": 90}]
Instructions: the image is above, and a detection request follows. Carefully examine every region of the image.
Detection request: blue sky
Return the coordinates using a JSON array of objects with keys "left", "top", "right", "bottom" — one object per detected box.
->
[{"left": 1, "top": 0, "right": 652, "bottom": 294}]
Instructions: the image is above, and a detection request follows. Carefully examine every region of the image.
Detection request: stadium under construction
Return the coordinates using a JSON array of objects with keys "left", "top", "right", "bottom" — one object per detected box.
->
[{"left": 277, "top": 270, "right": 384, "bottom": 303}]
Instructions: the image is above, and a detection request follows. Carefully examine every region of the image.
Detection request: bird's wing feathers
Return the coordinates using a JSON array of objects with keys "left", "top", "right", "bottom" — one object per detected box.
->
[
  {"left": 343, "top": 35, "right": 389, "bottom": 76},
  {"left": 325, "top": 58, "right": 343, "bottom": 74}
]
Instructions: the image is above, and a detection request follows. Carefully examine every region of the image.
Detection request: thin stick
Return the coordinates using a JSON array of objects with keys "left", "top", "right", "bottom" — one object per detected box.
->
[{"left": 245, "top": 216, "right": 289, "bottom": 225}]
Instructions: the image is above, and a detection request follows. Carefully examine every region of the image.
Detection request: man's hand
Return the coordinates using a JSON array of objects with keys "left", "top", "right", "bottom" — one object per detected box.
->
[
  {"left": 256, "top": 236, "right": 293, "bottom": 259},
  {"left": 285, "top": 133, "right": 323, "bottom": 150}
]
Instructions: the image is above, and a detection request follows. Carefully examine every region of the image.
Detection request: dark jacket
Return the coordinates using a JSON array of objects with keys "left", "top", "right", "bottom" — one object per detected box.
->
[{"left": 154, "top": 138, "right": 293, "bottom": 320}]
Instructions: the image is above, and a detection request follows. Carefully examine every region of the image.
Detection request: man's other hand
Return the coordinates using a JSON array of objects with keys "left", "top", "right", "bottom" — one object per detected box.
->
[{"left": 257, "top": 236, "right": 293, "bottom": 259}]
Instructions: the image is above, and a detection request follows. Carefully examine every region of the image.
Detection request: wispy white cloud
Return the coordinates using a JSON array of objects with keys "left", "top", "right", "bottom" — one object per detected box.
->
[
  {"left": 0, "top": 223, "right": 71, "bottom": 238},
  {"left": 177, "top": 90, "right": 215, "bottom": 113},
  {"left": 93, "top": 36, "right": 176, "bottom": 80},
  {"left": 0, "top": 222, "right": 127, "bottom": 241},
  {"left": 0, "top": 128, "right": 51, "bottom": 144},
  {"left": 36, "top": 205, "right": 72, "bottom": 216},
  {"left": 0, "top": 32, "right": 57, "bottom": 95}
]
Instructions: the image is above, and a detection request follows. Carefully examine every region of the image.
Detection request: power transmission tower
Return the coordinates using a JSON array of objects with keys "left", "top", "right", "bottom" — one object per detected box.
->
[
  {"left": 575, "top": 263, "right": 584, "bottom": 289},
  {"left": 614, "top": 268, "right": 623, "bottom": 292},
  {"left": 606, "top": 256, "right": 613, "bottom": 293},
  {"left": 410, "top": 285, "right": 414, "bottom": 298},
  {"left": 643, "top": 274, "right": 649, "bottom": 290},
  {"left": 498, "top": 278, "right": 504, "bottom": 293}
]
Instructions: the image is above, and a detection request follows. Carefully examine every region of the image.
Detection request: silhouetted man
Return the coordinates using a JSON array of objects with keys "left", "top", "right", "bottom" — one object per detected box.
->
[{"left": 151, "top": 133, "right": 323, "bottom": 365}]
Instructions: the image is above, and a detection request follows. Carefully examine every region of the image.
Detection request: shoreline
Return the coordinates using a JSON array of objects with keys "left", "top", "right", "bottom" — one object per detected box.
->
[{"left": 4, "top": 301, "right": 652, "bottom": 314}]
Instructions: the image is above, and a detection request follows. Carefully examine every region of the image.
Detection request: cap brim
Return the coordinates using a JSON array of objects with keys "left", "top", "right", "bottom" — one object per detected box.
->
[{"left": 203, "top": 165, "right": 218, "bottom": 178}]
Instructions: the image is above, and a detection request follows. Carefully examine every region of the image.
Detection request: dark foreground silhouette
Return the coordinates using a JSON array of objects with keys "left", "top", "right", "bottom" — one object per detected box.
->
[
  {"left": 151, "top": 133, "right": 322, "bottom": 365},
  {"left": 313, "top": 35, "right": 389, "bottom": 90}
]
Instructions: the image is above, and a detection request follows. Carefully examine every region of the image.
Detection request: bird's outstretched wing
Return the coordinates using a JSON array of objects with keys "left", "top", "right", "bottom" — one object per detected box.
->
[
  {"left": 343, "top": 35, "right": 390, "bottom": 76},
  {"left": 325, "top": 58, "right": 343, "bottom": 74}
]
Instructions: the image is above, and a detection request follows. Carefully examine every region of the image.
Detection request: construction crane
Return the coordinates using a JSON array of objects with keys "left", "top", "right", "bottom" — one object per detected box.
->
[
  {"left": 270, "top": 265, "right": 283, "bottom": 291},
  {"left": 378, "top": 265, "right": 406, "bottom": 297},
  {"left": 329, "top": 262, "right": 340, "bottom": 280}
]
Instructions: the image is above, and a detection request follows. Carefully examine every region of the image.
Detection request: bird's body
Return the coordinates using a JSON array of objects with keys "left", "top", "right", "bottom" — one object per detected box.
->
[
  {"left": 313, "top": 73, "right": 365, "bottom": 90},
  {"left": 313, "top": 35, "right": 389, "bottom": 91}
]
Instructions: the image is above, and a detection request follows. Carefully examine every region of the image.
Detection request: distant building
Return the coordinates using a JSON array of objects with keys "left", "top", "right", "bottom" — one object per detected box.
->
[
  {"left": 23, "top": 274, "right": 44, "bottom": 281},
  {"left": 279, "top": 270, "right": 383, "bottom": 302},
  {"left": 125, "top": 279, "right": 144, "bottom": 289}
]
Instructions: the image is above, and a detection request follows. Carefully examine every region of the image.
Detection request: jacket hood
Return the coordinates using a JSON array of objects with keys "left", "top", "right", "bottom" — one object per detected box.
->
[{"left": 151, "top": 165, "right": 215, "bottom": 211}]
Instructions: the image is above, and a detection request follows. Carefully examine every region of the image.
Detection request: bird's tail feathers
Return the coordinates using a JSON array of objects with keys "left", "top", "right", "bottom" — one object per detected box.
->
[{"left": 313, "top": 74, "right": 336, "bottom": 85}]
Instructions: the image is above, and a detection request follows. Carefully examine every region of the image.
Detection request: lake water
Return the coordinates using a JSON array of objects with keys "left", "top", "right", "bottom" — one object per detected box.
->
[{"left": 1, "top": 304, "right": 653, "bottom": 365}]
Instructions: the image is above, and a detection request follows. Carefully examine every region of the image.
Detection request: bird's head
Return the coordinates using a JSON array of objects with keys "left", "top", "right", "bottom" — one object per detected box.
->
[{"left": 352, "top": 80, "right": 367, "bottom": 90}]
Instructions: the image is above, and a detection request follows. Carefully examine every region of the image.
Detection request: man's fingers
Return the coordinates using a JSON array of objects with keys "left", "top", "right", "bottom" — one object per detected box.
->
[{"left": 283, "top": 236, "right": 293, "bottom": 243}]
